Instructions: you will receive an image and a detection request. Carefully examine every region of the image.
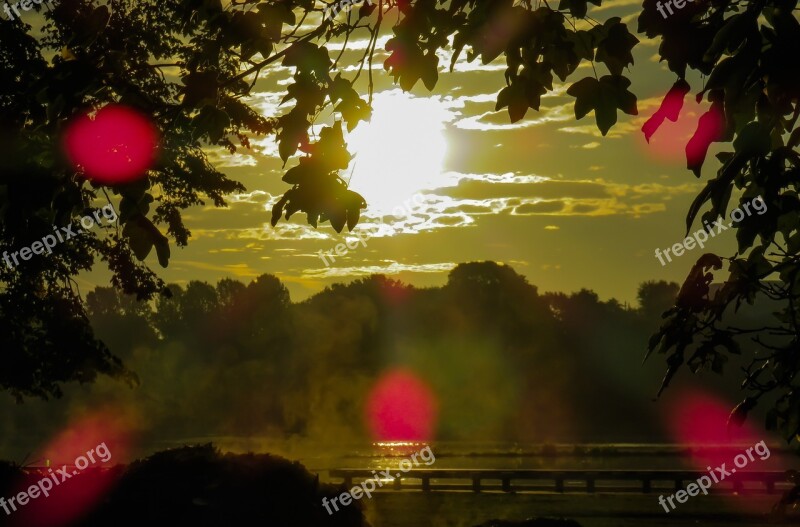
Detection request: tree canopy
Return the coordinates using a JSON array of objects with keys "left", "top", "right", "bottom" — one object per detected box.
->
[
  {"left": 0, "top": 0, "right": 799, "bottom": 441},
  {"left": 1, "top": 264, "right": 692, "bottom": 445}
]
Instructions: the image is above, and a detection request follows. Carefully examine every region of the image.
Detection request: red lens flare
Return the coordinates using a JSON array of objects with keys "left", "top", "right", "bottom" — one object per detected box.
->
[
  {"left": 9, "top": 408, "right": 137, "bottom": 527},
  {"left": 664, "top": 388, "right": 761, "bottom": 469},
  {"left": 662, "top": 388, "right": 786, "bottom": 513},
  {"left": 63, "top": 105, "right": 158, "bottom": 185},
  {"left": 366, "top": 368, "right": 438, "bottom": 442},
  {"left": 638, "top": 99, "right": 707, "bottom": 164}
]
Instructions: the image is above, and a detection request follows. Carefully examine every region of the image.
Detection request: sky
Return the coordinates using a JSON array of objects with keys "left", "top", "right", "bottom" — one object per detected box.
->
[{"left": 86, "top": 0, "right": 744, "bottom": 303}]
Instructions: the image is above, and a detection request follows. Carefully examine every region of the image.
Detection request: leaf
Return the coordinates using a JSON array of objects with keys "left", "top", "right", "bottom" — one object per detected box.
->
[
  {"left": 334, "top": 97, "right": 371, "bottom": 131},
  {"left": 181, "top": 71, "right": 219, "bottom": 108},
  {"left": 154, "top": 236, "right": 170, "bottom": 268},
  {"left": 283, "top": 42, "right": 331, "bottom": 76},
  {"left": 70, "top": 5, "right": 111, "bottom": 47},
  {"left": 733, "top": 122, "right": 772, "bottom": 158},
  {"left": 641, "top": 79, "right": 691, "bottom": 142},
  {"left": 567, "top": 76, "right": 600, "bottom": 120},
  {"left": 558, "top": 0, "right": 589, "bottom": 18},
  {"left": 328, "top": 207, "right": 346, "bottom": 232},
  {"left": 686, "top": 100, "right": 725, "bottom": 177},
  {"left": 122, "top": 221, "right": 154, "bottom": 261},
  {"left": 359, "top": 1, "right": 377, "bottom": 18},
  {"left": 496, "top": 82, "right": 529, "bottom": 123},
  {"left": 271, "top": 195, "right": 289, "bottom": 227},
  {"left": 346, "top": 207, "right": 361, "bottom": 231},
  {"left": 567, "top": 29, "right": 595, "bottom": 61},
  {"left": 420, "top": 52, "right": 439, "bottom": 91},
  {"left": 277, "top": 110, "right": 310, "bottom": 162},
  {"left": 567, "top": 75, "right": 637, "bottom": 135},
  {"left": 123, "top": 214, "right": 170, "bottom": 267},
  {"left": 594, "top": 18, "right": 639, "bottom": 76},
  {"left": 193, "top": 105, "right": 231, "bottom": 143},
  {"left": 788, "top": 127, "right": 800, "bottom": 149},
  {"left": 703, "top": 13, "right": 756, "bottom": 63},
  {"left": 344, "top": 189, "right": 366, "bottom": 230},
  {"left": 119, "top": 193, "right": 153, "bottom": 222},
  {"left": 258, "top": 3, "right": 296, "bottom": 40},
  {"left": 675, "top": 253, "right": 722, "bottom": 312},
  {"left": 684, "top": 183, "right": 715, "bottom": 235}
]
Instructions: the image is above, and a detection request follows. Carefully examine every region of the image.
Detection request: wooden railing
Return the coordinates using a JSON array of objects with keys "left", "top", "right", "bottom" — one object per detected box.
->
[{"left": 328, "top": 469, "right": 790, "bottom": 494}]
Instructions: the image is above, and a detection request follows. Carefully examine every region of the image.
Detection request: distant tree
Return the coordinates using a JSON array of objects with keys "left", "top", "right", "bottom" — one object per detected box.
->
[
  {"left": 215, "top": 277, "right": 247, "bottom": 309},
  {"left": 152, "top": 284, "right": 186, "bottom": 340},
  {"left": 636, "top": 280, "right": 679, "bottom": 321},
  {"left": 1, "top": 0, "right": 797, "bottom": 404},
  {"left": 86, "top": 286, "right": 159, "bottom": 361}
]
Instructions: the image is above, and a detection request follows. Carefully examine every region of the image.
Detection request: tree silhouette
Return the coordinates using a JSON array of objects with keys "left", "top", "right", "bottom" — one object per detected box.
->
[
  {"left": 2, "top": 268, "right": 685, "bottom": 442},
  {"left": 636, "top": 280, "right": 679, "bottom": 322},
  {"left": 0, "top": 0, "right": 798, "bottom": 411},
  {"left": 636, "top": 0, "right": 800, "bottom": 442}
]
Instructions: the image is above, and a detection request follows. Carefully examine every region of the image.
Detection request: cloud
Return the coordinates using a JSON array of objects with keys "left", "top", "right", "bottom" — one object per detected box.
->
[
  {"left": 172, "top": 260, "right": 262, "bottom": 278},
  {"left": 226, "top": 191, "right": 270, "bottom": 204},
  {"left": 454, "top": 102, "right": 574, "bottom": 131},
  {"left": 302, "top": 261, "right": 457, "bottom": 279},
  {"left": 442, "top": 179, "right": 613, "bottom": 200},
  {"left": 589, "top": 0, "right": 643, "bottom": 12},
  {"left": 204, "top": 149, "right": 259, "bottom": 168},
  {"left": 514, "top": 201, "right": 566, "bottom": 214},
  {"left": 430, "top": 174, "right": 700, "bottom": 218}
]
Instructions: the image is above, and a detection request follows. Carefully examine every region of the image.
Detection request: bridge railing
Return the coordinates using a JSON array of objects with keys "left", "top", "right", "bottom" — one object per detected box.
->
[{"left": 327, "top": 468, "right": 791, "bottom": 494}]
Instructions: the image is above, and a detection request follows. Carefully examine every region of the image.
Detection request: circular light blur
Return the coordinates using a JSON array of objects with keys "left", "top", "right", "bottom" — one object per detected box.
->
[
  {"left": 64, "top": 105, "right": 158, "bottom": 185},
  {"left": 366, "top": 368, "right": 438, "bottom": 442}
]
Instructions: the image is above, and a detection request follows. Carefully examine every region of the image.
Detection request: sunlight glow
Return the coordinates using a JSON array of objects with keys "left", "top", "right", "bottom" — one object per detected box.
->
[{"left": 344, "top": 90, "right": 450, "bottom": 214}]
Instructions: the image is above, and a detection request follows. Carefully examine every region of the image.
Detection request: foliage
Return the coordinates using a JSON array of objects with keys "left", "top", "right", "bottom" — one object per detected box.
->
[
  {"left": 0, "top": 264, "right": 693, "bottom": 444},
  {"left": 0, "top": 0, "right": 645, "bottom": 398},
  {"left": 0, "top": 444, "right": 368, "bottom": 527},
  {"left": 638, "top": 0, "right": 800, "bottom": 446},
  {"left": 0, "top": 0, "right": 798, "bottom": 420},
  {"left": 637, "top": 280, "right": 680, "bottom": 321}
]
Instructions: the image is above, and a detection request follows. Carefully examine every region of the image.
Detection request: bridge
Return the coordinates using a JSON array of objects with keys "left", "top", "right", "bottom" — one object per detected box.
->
[{"left": 328, "top": 468, "right": 791, "bottom": 494}]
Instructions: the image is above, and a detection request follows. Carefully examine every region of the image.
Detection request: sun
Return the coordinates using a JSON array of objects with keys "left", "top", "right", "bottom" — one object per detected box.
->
[{"left": 343, "top": 90, "right": 450, "bottom": 215}]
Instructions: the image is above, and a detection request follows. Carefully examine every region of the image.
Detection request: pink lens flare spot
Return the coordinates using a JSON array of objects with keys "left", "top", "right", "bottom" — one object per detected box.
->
[
  {"left": 64, "top": 105, "right": 158, "bottom": 185},
  {"left": 664, "top": 388, "right": 760, "bottom": 469},
  {"left": 366, "top": 368, "right": 438, "bottom": 442},
  {"left": 13, "top": 408, "right": 138, "bottom": 527},
  {"left": 638, "top": 99, "right": 707, "bottom": 164}
]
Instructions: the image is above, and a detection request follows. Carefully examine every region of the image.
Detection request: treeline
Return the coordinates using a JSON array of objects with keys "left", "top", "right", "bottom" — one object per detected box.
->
[{"left": 2, "top": 262, "right": 711, "bottom": 455}]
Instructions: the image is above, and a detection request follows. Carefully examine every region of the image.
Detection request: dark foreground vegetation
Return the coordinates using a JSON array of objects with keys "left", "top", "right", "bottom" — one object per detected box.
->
[
  {"left": 476, "top": 520, "right": 582, "bottom": 527},
  {"left": 0, "top": 445, "right": 367, "bottom": 527}
]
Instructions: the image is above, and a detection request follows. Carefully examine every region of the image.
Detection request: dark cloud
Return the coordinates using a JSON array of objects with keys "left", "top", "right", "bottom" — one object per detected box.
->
[
  {"left": 513, "top": 201, "right": 566, "bottom": 214},
  {"left": 443, "top": 179, "right": 611, "bottom": 200}
]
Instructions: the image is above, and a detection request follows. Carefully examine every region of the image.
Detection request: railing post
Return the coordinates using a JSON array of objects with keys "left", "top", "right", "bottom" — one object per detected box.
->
[
  {"left": 587, "top": 478, "right": 595, "bottom": 493},
  {"left": 394, "top": 475, "right": 402, "bottom": 490},
  {"left": 422, "top": 476, "right": 430, "bottom": 492},
  {"left": 555, "top": 478, "right": 564, "bottom": 493},
  {"left": 502, "top": 477, "right": 511, "bottom": 492},
  {"left": 642, "top": 479, "right": 651, "bottom": 493},
  {"left": 472, "top": 476, "right": 481, "bottom": 492}
]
